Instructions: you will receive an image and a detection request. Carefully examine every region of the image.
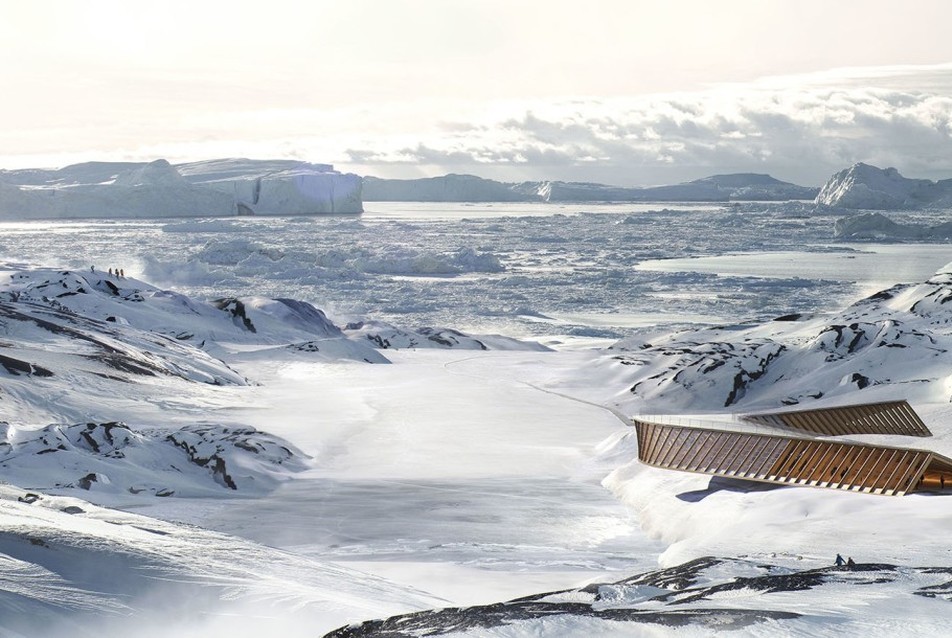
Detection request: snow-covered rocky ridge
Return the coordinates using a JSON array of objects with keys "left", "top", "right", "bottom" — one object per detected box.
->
[
  {"left": 0, "top": 267, "right": 547, "bottom": 427},
  {"left": 0, "top": 158, "right": 362, "bottom": 219},
  {"left": 560, "top": 263, "right": 952, "bottom": 414},
  {"left": 816, "top": 162, "right": 952, "bottom": 210},
  {"left": 328, "top": 556, "right": 952, "bottom": 637},
  {"left": 363, "top": 173, "right": 817, "bottom": 202},
  {"left": 0, "top": 421, "right": 308, "bottom": 496}
]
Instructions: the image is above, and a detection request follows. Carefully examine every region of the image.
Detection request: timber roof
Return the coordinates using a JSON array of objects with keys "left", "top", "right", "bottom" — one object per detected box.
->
[
  {"left": 741, "top": 400, "right": 931, "bottom": 437},
  {"left": 631, "top": 402, "right": 952, "bottom": 497}
]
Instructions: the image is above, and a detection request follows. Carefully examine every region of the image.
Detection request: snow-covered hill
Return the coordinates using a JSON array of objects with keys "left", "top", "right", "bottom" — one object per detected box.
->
[
  {"left": 816, "top": 162, "right": 952, "bottom": 209},
  {"left": 0, "top": 266, "right": 552, "bottom": 424},
  {"left": 0, "top": 421, "right": 308, "bottom": 496},
  {"left": 343, "top": 320, "right": 551, "bottom": 351},
  {"left": 0, "top": 483, "right": 441, "bottom": 636},
  {"left": 327, "top": 556, "right": 952, "bottom": 637},
  {"left": 0, "top": 158, "right": 363, "bottom": 219},
  {"left": 556, "top": 262, "right": 952, "bottom": 415}
]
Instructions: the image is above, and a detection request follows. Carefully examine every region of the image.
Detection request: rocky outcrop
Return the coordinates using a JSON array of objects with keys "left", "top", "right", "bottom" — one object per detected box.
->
[
  {"left": 326, "top": 556, "right": 952, "bottom": 637},
  {"left": 0, "top": 421, "right": 307, "bottom": 496},
  {"left": 604, "top": 264, "right": 952, "bottom": 411}
]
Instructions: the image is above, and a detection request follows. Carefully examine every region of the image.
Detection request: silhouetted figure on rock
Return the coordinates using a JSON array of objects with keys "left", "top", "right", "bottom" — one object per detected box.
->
[{"left": 835, "top": 554, "right": 845, "bottom": 567}]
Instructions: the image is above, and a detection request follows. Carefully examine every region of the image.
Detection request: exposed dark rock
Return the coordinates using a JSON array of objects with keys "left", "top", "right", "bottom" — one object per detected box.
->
[
  {"left": 213, "top": 298, "right": 256, "bottom": 333},
  {"left": 324, "top": 557, "right": 952, "bottom": 637},
  {"left": 0, "top": 353, "right": 53, "bottom": 377}
]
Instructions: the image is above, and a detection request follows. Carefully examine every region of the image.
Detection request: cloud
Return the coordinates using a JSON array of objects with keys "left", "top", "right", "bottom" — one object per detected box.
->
[
  {"left": 4, "top": 60, "right": 950, "bottom": 188},
  {"left": 345, "top": 64, "right": 952, "bottom": 186}
]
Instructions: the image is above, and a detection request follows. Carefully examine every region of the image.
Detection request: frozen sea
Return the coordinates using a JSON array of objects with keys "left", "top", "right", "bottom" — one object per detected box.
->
[{"left": 5, "top": 201, "right": 951, "bottom": 343}]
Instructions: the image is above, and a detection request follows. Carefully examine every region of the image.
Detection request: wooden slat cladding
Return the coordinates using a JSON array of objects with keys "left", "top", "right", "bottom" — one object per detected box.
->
[
  {"left": 632, "top": 419, "right": 945, "bottom": 496},
  {"left": 742, "top": 401, "right": 932, "bottom": 437}
]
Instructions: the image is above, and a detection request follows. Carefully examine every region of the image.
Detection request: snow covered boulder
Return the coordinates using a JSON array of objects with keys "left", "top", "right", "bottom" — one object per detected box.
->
[{"left": 213, "top": 296, "right": 343, "bottom": 339}]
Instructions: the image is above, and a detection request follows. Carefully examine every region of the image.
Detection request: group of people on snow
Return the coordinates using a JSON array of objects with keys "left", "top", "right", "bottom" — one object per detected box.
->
[
  {"left": 835, "top": 553, "right": 855, "bottom": 568},
  {"left": 90, "top": 266, "right": 125, "bottom": 277}
]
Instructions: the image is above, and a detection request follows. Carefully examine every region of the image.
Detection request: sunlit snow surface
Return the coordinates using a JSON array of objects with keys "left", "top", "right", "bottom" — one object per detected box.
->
[{"left": 2, "top": 201, "right": 952, "bottom": 636}]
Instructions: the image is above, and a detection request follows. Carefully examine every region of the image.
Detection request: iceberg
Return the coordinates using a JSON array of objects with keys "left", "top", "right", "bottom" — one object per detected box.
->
[
  {"left": 0, "top": 158, "right": 362, "bottom": 220},
  {"left": 178, "top": 158, "right": 362, "bottom": 215},
  {"left": 816, "top": 162, "right": 952, "bottom": 210}
]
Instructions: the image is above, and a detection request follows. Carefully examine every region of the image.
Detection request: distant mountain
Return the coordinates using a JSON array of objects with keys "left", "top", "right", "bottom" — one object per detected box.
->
[
  {"left": 0, "top": 158, "right": 363, "bottom": 219},
  {"left": 362, "top": 174, "right": 527, "bottom": 202},
  {"left": 816, "top": 163, "right": 952, "bottom": 210},
  {"left": 363, "top": 173, "right": 818, "bottom": 203}
]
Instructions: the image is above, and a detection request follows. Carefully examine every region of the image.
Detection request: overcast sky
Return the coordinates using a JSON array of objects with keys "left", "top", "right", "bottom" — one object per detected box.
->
[{"left": 2, "top": 0, "right": 952, "bottom": 185}]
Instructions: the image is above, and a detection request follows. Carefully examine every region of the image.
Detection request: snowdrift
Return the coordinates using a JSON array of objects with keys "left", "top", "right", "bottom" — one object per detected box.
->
[{"left": 0, "top": 483, "right": 440, "bottom": 636}]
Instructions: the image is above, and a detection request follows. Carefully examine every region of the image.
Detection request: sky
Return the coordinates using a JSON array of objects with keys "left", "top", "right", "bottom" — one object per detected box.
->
[{"left": 1, "top": 0, "right": 952, "bottom": 186}]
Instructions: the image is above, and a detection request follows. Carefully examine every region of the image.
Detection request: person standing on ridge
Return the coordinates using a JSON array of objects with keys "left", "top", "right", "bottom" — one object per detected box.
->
[{"left": 835, "top": 554, "right": 845, "bottom": 566}]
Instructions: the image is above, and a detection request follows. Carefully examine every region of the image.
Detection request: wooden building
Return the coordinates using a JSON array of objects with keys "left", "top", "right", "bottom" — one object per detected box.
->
[{"left": 632, "top": 402, "right": 952, "bottom": 496}]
